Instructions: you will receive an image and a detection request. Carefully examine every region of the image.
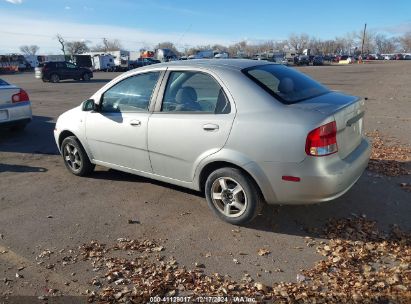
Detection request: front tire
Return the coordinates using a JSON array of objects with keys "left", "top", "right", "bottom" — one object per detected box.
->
[
  {"left": 205, "top": 167, "right": 264, "bottom": 225},
  {"left": 61, "top": 136, "right": 95, "bottom": 176}
]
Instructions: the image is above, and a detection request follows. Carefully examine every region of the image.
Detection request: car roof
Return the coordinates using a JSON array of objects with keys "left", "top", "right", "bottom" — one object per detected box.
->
[{"left": 140, "top": 59, "right": 275, "bottom": 72}]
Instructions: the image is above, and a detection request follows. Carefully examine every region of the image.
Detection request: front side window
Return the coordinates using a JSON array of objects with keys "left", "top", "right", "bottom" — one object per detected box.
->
[
  {"left": 101, "top": 72, "right": 160, "bottom": 113},
  {"left": 161, "top": 71, "right": 230, "bottom": 113},
  {"left": 243, "top": 64, "right": 330, "bottom": 104}
]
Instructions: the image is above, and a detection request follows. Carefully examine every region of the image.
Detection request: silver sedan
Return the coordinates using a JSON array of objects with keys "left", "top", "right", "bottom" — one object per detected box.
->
[
  {"left": 0, "top": 78, "right": 32, "bottom": 130},
  {"left": 54, "top": 59, "right": 371, "bottom": 224}
]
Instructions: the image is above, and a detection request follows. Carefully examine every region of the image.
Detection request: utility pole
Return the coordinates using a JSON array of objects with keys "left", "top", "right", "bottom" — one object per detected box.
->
[{"left": 361, "top": 23, "right": 367, "bottom": 55}]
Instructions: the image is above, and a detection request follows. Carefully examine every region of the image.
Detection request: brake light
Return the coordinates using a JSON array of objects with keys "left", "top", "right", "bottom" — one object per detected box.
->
[
  {"left": 305, "top": 121, "right": 338, "bottom": 156},
  {"left": 12, "top": 89, "right": 30, "bottom": 103}
]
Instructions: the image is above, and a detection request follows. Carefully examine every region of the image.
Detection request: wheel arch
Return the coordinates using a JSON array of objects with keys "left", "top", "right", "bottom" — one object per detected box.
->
[
  {"left": 58, "top": 130, "right": 76, "bottom": 149},
  {"left": 58, "top": 130, "right": 93, "bottom": 161},
  {"left": 197, "top": 160, "right": 275, "bottom": 203}
]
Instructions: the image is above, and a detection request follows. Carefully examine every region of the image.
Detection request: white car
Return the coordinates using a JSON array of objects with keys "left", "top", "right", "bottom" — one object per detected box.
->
[
  {"left": 54, "top": 60, "right": 370, "bottom": 225},
  {"left": 0, "top": 78, "right": 32, "bottom": 130}
]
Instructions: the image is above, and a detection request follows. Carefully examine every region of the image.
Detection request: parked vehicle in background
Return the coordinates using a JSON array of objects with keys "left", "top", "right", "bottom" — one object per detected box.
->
[
  {"left": 155, "top": 48, "right": 178, "bottom": 62},
  {"left": 394, "top": 54, "right": 404, "bottom": 60},
  {"left": 54, "top": 59, "right": 370, "bottom": 224},
  {"left": 273, "top": 56, "right": 288, "bottom": 65},
  {"left": 91, "top": 54, "right": 115, "bottom": 71},
  {"left": 312, "top": 55, "right": 324, "bottom": 66},
  {"left": 24, "top": 55, "right": 39, "bottom": 69},
  {"left": 294, "top": 55, "right": 310, "bottom": 66},
  {"left": 404, "top": 54, "right": 411, "bottom": 60},
  {"left": 0, "top": 78, "right": 32, "bottom": 131},
  {"left": 323, "top": 55, "right": 332, "bottom": 62},
  {"left": 35, "top": 61, "right": 93, "bottom": 83},
  {"left": 308, "top": 55, "right": 315, "bottom": 63},
  {"left": 129, "top": 57, "right": 161, "bottom": 69},
  {"left": 214, "top": 52, "right": 229, "bottom": 59},
  {"left": 72, "top": 55, "right": 93, "bottom": 68},
  {"left": 189, "top": 50, "right": 214, "bottom": 59},
  {"left": 332, "top": 55, "right": 340, "bottom": 63},
  {"left": 338, "top": 55, "right": 354, "bottom": 64},
  {"left": 85, "top": 51, "right": 130, "bottom": 71}
]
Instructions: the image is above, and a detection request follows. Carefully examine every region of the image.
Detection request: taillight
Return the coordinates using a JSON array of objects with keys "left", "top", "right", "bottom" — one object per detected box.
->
[
  {"left": 12, "top": 89, "right": 30, "bottom": 103},
  {"left": 305, "top": 121, "right": 338, "bottom": 156}
]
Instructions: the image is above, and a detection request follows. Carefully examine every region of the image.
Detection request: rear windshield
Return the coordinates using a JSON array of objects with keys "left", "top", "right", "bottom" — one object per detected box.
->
[
  {"left": 0, "top": 79, "right": 9, "bottom": 86},
  {"left": 243, "top": 64, "right": 329, "bottom": 104}
]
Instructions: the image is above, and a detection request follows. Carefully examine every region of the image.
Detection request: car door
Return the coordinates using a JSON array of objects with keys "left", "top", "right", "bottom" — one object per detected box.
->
[
  {"left": 85, "top": 71, "right": 162, "bottom": 173},
  {"left": 65, "top": 62, "right": 80, "bottom": 79},
  {"left": 147, "top": 70, "right": 235, "bottom": 182},
  {"left": 54, "top": 62, "right": 67, "bottom": 79}
]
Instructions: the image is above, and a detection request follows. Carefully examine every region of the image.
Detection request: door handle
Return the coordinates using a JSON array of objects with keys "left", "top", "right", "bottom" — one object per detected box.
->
[
  {"left": 203, "top": 123, "right": 219, "bottom": 131},
  {"left": 130, "top": 120, "right": 141, "bottom": 126}
]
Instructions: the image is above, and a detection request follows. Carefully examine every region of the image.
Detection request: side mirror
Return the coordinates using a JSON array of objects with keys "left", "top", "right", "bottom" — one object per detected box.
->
[{"left": 82, "top": 99, "right": 96, "bottom": 111}]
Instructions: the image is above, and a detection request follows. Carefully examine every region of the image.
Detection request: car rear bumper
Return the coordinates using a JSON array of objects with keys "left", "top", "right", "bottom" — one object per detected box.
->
[
  {"left": 251, "top": 138, "right": 371, "bottom": 205},
  {"left": 0, "top": 102, "right": 32, "bottom": 127}
]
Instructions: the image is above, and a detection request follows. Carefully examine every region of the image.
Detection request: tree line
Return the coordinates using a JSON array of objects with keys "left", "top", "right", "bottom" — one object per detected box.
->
[{"left": 18, "top": 31, "right": 411, "bottom": 57}]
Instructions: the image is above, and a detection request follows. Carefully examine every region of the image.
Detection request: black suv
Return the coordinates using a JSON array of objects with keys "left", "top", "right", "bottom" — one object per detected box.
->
[{"left": 38, "top": 61, "right": 93, "bottom": 83}]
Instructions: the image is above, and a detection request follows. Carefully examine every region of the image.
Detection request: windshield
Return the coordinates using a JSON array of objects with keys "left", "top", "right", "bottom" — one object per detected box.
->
[{"left": 243, "top": 64, "right": 330, "bottom": 104}]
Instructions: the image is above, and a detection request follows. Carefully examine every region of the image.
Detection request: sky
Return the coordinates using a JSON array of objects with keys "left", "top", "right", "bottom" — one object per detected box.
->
[{"left": 1, "top": 0, "right": 411, "bottom": 54}]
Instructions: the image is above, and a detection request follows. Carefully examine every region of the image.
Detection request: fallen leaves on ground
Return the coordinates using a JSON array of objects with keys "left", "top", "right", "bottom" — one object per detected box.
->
[
  {"left": 257, "top": 248, "right": 271, "bottom": 256},
  {"left": 366, "top": 131, "right": 411, "bottom": 176},
  {"left": 75, "top": 217, "right": 410, "bottom": 303}
]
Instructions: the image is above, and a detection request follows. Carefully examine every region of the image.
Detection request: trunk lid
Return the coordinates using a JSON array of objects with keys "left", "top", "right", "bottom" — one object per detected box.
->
[
  {"left": 291, "top": 91, "right": 365, "bottom": 159},
  {"left": 0, "top": 85, "right": 19, "bottom": 105}
]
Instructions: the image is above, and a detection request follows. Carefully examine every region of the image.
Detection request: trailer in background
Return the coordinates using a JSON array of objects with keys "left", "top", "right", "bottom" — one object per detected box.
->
[
  {"left": 24, "top": 55, "right": 39, "bottom": 68},
  {"left": 85, "top": 50, "right": 129, "bottom": 71},
  {"left": 188, "top": 49, "right": 214, "bottom": 59},
  {"left": 91, "top": 54, "right": 115, "bottom": 71}
]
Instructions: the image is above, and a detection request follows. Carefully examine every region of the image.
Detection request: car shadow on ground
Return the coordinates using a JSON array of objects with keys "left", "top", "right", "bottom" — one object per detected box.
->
[
  {"left": 0, "top": 163, "right": 47, "bottom": 173},
  {"left": 89, "top": 169, "right": 202, "bottom": 197},
  {"left": 88, "top": 165, "right": 411, "bottom": 242},
  {"left": 0, "top": 115, "right": 59, "bottom": 155},
  {"left": 246, "top": 169, "right": 411, "bottom": 240}
]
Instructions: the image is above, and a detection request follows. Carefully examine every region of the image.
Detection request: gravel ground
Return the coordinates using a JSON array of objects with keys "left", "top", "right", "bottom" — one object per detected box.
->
[{"left": 0, "top": 61, "right": 410, "bottom": 301}]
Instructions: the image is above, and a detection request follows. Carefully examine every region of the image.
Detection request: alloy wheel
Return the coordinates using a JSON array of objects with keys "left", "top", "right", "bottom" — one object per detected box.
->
[
  {"left": 211, "top": 177, "right": 248, "bottom": 218},
  {"left": 63, "top": 143, "right": 82, "bottom": 172}
]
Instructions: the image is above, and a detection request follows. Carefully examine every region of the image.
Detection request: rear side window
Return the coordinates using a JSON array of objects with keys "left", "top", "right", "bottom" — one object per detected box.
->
[
  {"left": 243, "top": 64, "right": 329, "bottom": 104},
  {"left": 162, "top": 71, "right": 230, "bottom": 113},
  {"left": 45, "top": 62, "right": 56, "bottom": 68},
  {"left": 0, "top": 79, "right": 9, "bottom": 86}
]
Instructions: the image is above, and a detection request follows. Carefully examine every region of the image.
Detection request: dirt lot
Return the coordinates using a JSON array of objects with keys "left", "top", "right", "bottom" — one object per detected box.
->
[{"left": 0, "top": 61, "right": 410, "bottom": 301}]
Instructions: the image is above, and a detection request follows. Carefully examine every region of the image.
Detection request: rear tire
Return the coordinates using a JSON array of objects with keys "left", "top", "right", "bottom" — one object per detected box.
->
[
  {"left": 205, "top": 167, "right": 264, "bottom": 225},
  {"left": 50, "top": 74, "right": 60, "bottom": 83},
  {"left": 82, "top": 73, "right": 90, "bottom": 81},
  {"left": 61, "top": 136, "right": 95, "bottom": 176}
]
